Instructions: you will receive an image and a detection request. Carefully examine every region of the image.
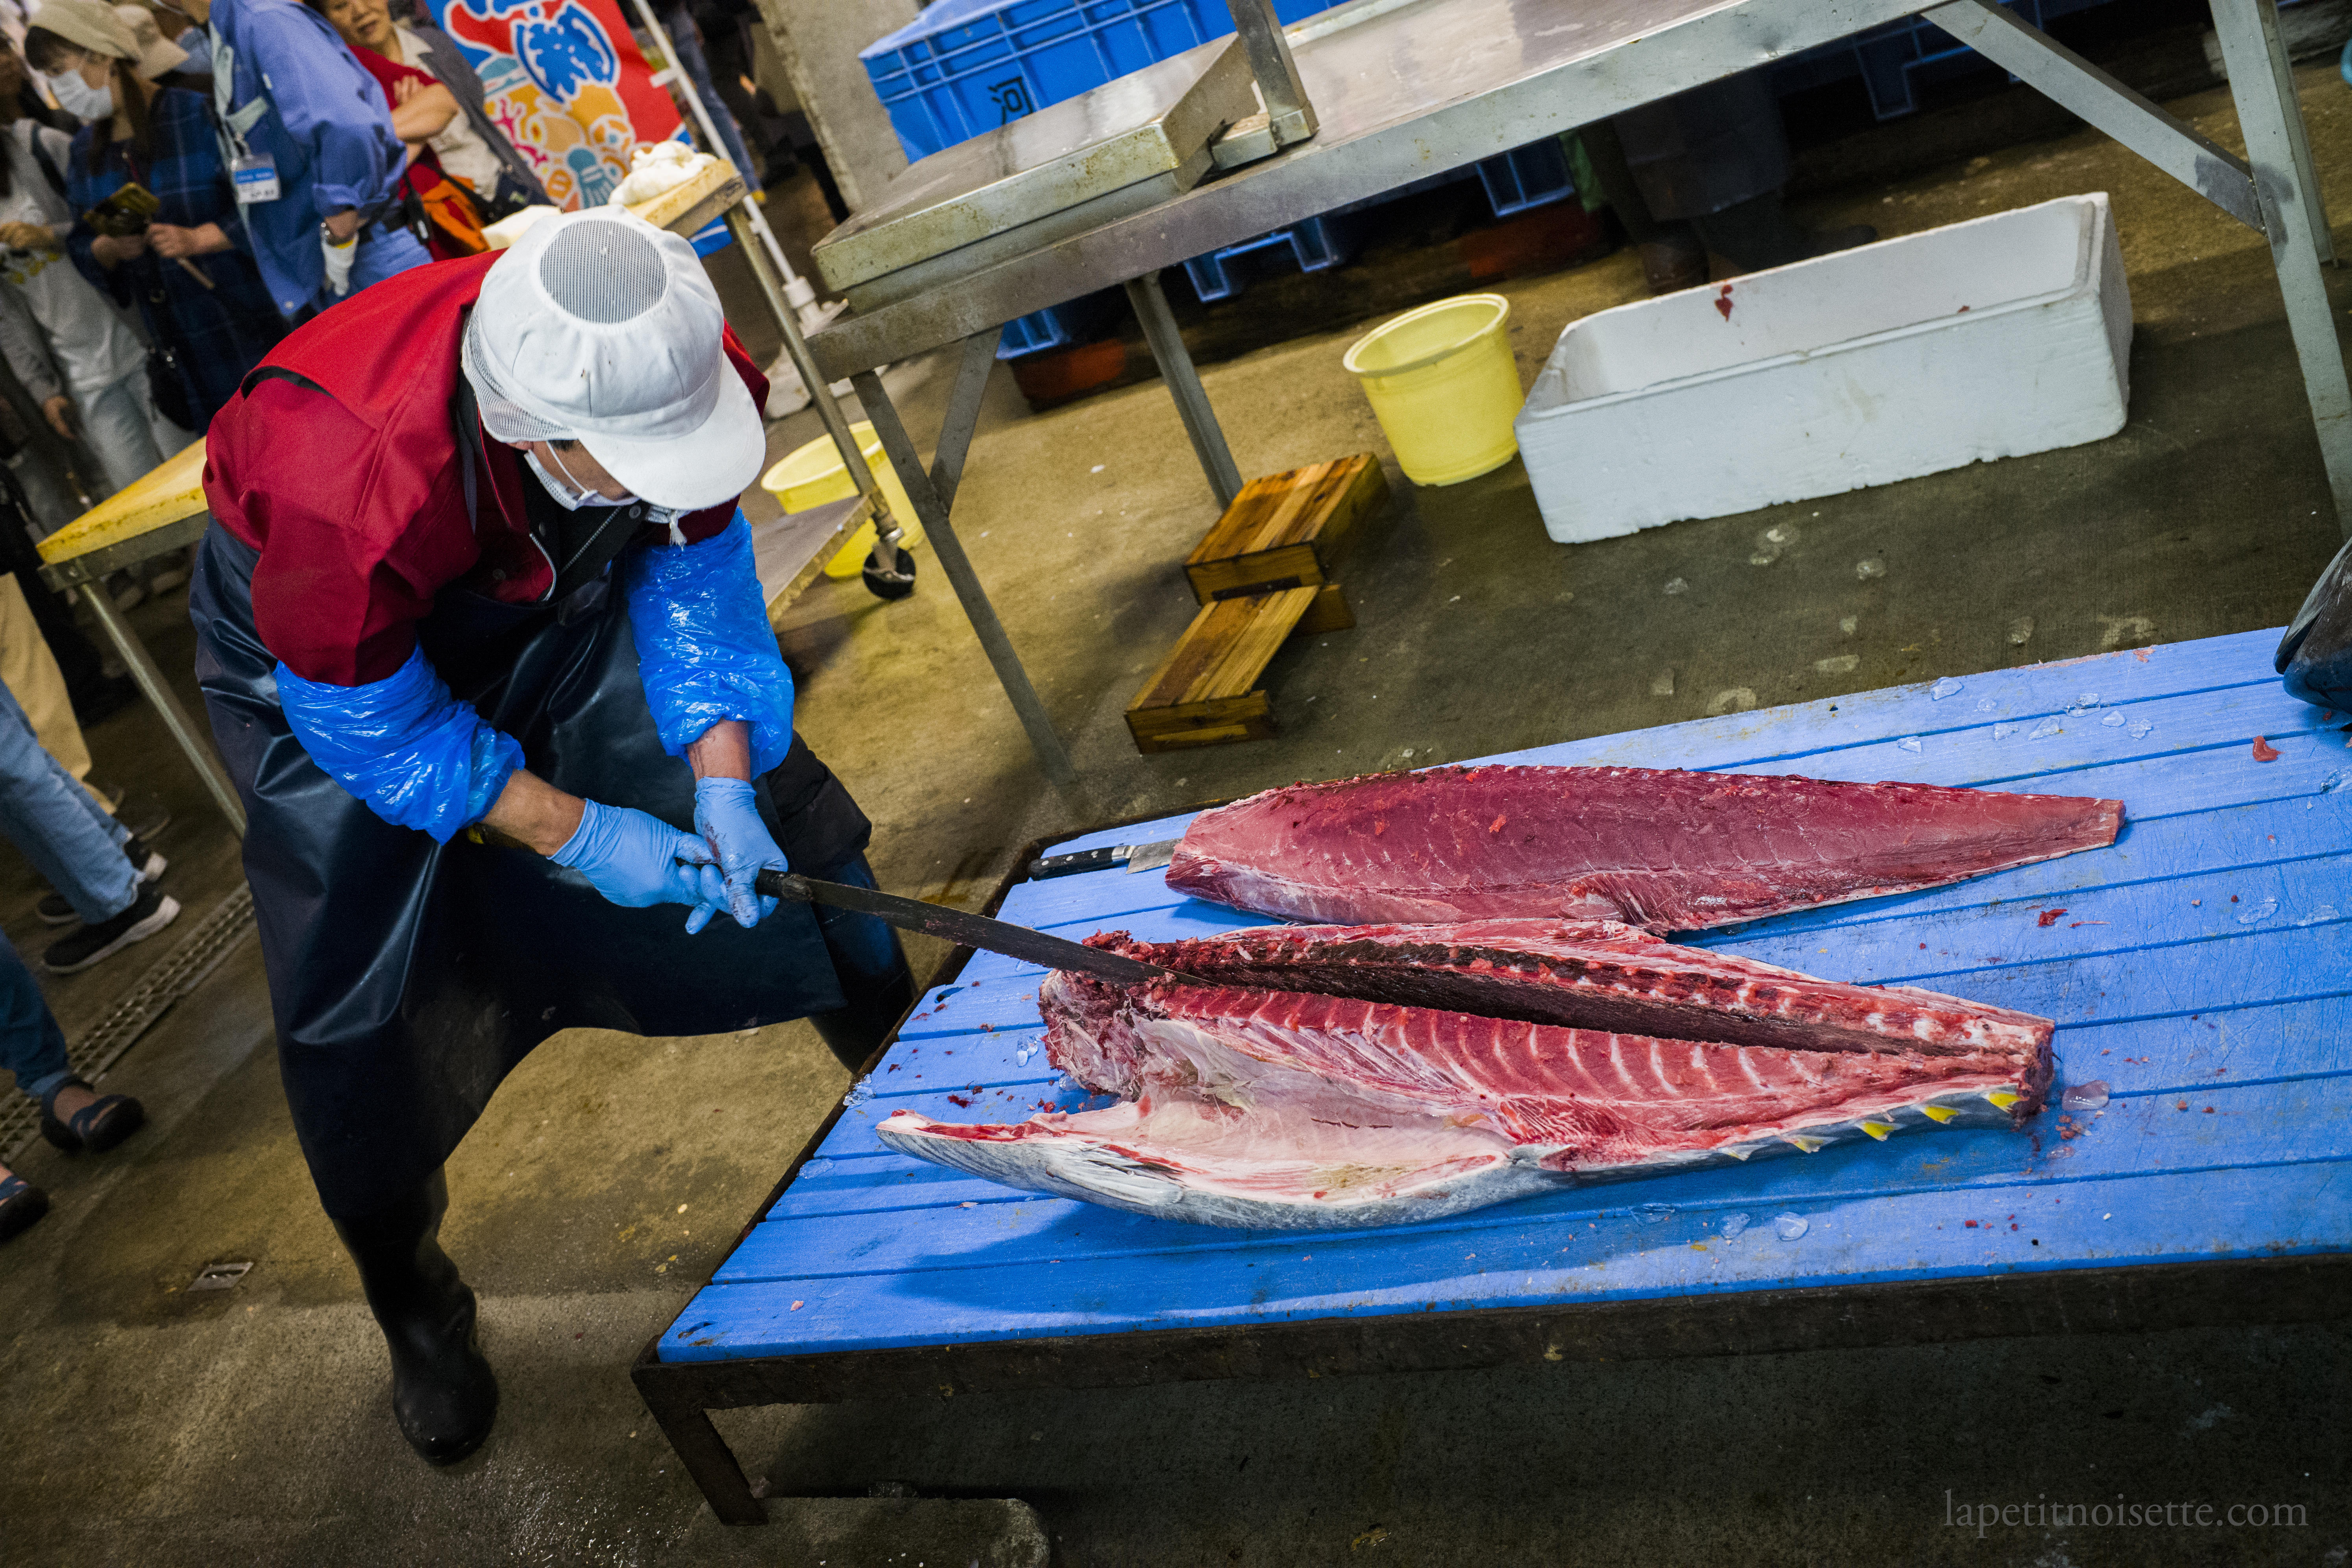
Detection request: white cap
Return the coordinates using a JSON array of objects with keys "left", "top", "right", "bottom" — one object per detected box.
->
[{"left": 461, "top": 208, "right": 762, "bottom": 511}]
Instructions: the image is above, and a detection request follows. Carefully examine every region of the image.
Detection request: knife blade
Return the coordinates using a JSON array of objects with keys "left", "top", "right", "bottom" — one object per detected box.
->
[
  {"left": 752, "top": 869, "right": 1185, "bottom": 986},
  {"left": 1026, "top": 837, "right": 1182, "bottom": 879}
]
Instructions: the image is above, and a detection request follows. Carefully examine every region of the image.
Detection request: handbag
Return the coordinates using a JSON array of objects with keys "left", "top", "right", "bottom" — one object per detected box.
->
[{"left": 145, "top": 333, "right": 198, "bottom": 434}]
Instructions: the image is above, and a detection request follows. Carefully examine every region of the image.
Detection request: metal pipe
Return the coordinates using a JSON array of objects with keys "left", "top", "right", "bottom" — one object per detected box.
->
[
  {"left": 1924, "top": 1, "right": 2261, "bottom": 232},
  {"left": 852, "top": 362, "right": 1080, "bottom": 788},
  {"left": 629, "top": 0, "right": 908, "bottom": 577},
  {"left": 2210, "top": 0, "right": 2352, "bottom": 538},
  {"left": 722, "top": 206, "right": 907, "bottom": 577},
  {"left": 81, "top": 588, "right": 246, "bottom": 836},
  {"left": 928, "top": 331, "right": 998, "bottom": 513},
  {"left": 1124, "top": 272, "right": 1242, "bottom": 508},
  {"left": 624, "top": 0, "right": 807, "bottom": 289}
]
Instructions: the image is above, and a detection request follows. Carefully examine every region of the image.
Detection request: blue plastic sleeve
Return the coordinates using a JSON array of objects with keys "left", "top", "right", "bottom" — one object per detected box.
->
[
  {"left": 622, "top": 512, "right": 795, "bottom": 776},
  {"left": 276, "top": 645, "right": 525, "bottom": 843}
]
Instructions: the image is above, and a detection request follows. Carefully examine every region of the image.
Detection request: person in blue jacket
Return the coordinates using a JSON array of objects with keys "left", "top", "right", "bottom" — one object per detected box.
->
[
  {"left": 192, "top": 209, "right": 910, "bottom": 1466},
  {"left": 151, "top": 0, "right": 426, "bottom": 318}
]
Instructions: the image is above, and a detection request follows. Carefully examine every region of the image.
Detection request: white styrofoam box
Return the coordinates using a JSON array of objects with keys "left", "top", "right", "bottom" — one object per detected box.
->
[{"left": 1515, "top": 192, "right": 2132, "bottom": 543}]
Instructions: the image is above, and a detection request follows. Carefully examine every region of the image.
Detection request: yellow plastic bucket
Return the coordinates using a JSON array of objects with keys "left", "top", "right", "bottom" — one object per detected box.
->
[
  {"left": 760, "top": 420, "right": 925, "bottom": 578},
  {"left": 1341, "top": 294, "right": 1522, "bottom": 486}
]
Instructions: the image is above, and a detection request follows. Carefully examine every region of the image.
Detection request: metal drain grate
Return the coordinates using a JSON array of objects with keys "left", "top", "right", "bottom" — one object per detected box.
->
[{"left": 0, "top": 885, "right": 257, "bottom": 1166}]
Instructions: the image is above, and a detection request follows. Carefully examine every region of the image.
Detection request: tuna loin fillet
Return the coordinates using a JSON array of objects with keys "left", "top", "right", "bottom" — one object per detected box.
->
[
  {"left": 1164, "top": 764, "right": 2124, "bottom": 930},
  {"left": 876, "top": 929, "right": 2050, "bottom": 1229}
]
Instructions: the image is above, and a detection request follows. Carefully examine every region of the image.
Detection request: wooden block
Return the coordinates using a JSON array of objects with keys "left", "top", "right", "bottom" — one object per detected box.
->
[
  {"left": 1185, "top": 454, "right": 1387, "bottom": 604},
  {"left": 1127, "top": 585, "right": 1319, "bottom": 753},
  {"left": 1295, "top": 582, "right": 1354, "bottom": 635}
]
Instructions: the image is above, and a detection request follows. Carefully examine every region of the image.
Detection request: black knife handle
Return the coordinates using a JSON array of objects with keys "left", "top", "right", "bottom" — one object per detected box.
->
[{"left": 1028, "top": 845, "right": 1122, "bottom": 880}]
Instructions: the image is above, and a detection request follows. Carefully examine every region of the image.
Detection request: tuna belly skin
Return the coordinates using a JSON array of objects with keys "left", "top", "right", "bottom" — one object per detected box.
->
[
  {"left": 875, "top": 1099, "right": 1562, "bottom": 1230},
  {"left": 1043, "top": 973, "right": 2043, "bottom": 1145},
  {"left": 1165, "top": 764, "right": 2124, "bottom": 931},
  {"left": 1092, "top": 918, "right": 2054, "bottom": 1078}
]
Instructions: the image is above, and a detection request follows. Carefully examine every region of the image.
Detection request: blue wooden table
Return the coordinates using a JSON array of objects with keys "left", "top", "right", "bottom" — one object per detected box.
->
[{"left": 634, "top": 628, "right": 2352, "bottom": 1523}]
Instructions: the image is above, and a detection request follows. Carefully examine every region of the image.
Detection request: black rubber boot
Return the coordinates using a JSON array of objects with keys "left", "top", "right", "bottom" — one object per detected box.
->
[
  {"left": 805, "top": 854, "right": 918, "bottom": 1074},
  {"left": 330, "top": 1169, "right": 498, "bottom": 1466}
]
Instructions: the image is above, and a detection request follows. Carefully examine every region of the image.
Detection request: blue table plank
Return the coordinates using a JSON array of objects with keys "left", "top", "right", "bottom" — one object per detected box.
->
[{"left": 664, "top": 630, "right": 2352, "bottom": 1366}]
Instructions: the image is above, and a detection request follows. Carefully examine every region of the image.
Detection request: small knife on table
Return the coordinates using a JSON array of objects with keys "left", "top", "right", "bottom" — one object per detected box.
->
[
  {"left": 752, "top": 869, "right": 1183, "bottom": 985},
  {"left": 1025, "top": 838, "right": 1182, "bottom": 880}
]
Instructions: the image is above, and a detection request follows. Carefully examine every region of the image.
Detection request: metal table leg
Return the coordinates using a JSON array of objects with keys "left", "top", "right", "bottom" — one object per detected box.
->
[
  {"left": 2212, "top": 0, "right": 2352, "bottom": 538},
  {"left": 1124, "top": 272, "right": 1244, "bottom": 509},
  {"left": 853, "top": 340, "right": 1082, "bottom": 789},
  {"left": 80, "top": 588, "right": 245, "bottom": 837},
  {"left": 1930, "top": 0, "right": 2352, "bottom": 540}
]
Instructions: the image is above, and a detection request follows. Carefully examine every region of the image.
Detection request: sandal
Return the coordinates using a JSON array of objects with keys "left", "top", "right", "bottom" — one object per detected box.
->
[
  {"left": 40, "top": 1077, "right": 145, "bottom": 1155},
  {"left": 0, "top": 1173, "right": 50, "bottom": 1243}
]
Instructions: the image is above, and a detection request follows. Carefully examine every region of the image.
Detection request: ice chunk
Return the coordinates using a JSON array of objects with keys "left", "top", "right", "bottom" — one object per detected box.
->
[
  {"left": 1636, "top": 1202, "right": 1675, "bottom": 1225},
  {"left": 2061, "top": 1081, "right": 2110, "bottom": 1112},
  {"left": 2102, "top": 711, "right": 2126, "bottom": 728},
  {"left": 1897, "top": 736, "right": 1923, "bottom": 754},
  {"left": 2030, "top": 716, "right": 2064, "bottom": 740},
  {"left": 843, "top": 1082, "right": 874, "bottom": 1108},
  {"left": 2237, "top": 897, "right": 2278, "bottom": 925},
  {"left": 799, "top": 1157, "right": 836, "bottom": 1180},
  {"left": 1720, "top": 1211, "right": 1751, "bottom": 1241},
  {"left": 2127, "top": 719, "right": 2156, "bottom": 740},
  {"left": 1930, "top": 677, "right": 1965, "bottom": 701},
  {"left": 1773, "top": 1213, "right": 1810, "bottom": 1241}
]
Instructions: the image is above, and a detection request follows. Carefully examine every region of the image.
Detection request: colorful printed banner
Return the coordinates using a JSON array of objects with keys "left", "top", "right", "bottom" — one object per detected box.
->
[{"left": 422, "top": 0, "right": 682, "bottom": 209}]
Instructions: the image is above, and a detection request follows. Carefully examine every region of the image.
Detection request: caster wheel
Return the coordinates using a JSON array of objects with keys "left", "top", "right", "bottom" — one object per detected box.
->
[{"left": 863, "top": 546, "right": 917, "bottom": 601}]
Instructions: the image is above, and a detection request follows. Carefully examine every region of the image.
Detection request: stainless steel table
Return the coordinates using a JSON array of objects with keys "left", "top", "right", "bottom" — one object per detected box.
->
[{"left": 802, "top": 0, "right": 2348, "bottom": 786}]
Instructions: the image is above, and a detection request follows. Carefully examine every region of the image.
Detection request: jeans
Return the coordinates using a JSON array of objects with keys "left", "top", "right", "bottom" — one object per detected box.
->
[
  {"left": 0, "top": 679, "right": 132, "bottom": 924},
  {"left": 660, "top": 3, "right": 762, "bottom": 194},
  {"left": 316, "top": 224, "right": 431, "bottom": 315},
  {"left": 0, "top": 932, "right": 70, "bottom": 1105},
  {"left": 73, "top": 363, "right": 196, "bottom": 496}
]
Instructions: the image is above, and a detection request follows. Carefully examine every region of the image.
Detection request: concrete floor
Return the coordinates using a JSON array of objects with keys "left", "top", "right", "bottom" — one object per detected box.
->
[{"left": 3, "top": 57, "right": 2350, "bottom": 1568}]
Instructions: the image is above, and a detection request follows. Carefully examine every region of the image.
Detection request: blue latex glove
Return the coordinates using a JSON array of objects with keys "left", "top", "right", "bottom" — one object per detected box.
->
[
  {"left": 694, "top": 777, "right": 787, "bottom": 931},
  {"left": 551, "top": 800, "right": 726, "bottom": 931}
]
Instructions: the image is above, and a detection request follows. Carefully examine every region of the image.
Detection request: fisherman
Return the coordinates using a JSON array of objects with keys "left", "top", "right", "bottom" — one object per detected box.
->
[{"left": 191, "top": 208, "right": 912, "bottom": 1464}]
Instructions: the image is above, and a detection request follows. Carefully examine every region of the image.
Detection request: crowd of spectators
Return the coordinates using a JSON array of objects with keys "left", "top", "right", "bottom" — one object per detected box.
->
[{"left": 0, "top": 0, "right": 571, "bottom": 1243}]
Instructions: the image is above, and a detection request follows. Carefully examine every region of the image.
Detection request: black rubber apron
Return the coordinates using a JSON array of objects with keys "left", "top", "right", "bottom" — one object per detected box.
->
[{"left": 190, "top": 500, "right": 878, "bottom": 1219}]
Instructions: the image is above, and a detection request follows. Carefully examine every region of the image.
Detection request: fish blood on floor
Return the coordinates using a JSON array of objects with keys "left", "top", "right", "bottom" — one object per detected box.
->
[{"left": 878, "top": 920, "right": 2053, "bottom": 1231}]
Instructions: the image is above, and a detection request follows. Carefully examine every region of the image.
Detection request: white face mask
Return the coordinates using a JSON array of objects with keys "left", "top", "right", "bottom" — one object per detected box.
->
[
  {"left": 524, "top": 444, "right": 636, "bottom": 511},
  {"left": 44, "top": 69, "right": 113, "bottom": 122}
]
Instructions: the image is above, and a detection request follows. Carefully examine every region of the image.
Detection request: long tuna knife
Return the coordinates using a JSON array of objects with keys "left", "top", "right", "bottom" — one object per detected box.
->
[
  {"left": 1026, "top": 838, "right": 1182, "bottom": 879},
  {"left": 751, "top": 869, "right": 1183, "bottom": 985}
]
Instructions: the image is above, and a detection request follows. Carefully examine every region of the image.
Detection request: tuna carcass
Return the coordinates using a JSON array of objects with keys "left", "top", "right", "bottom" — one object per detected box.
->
[
  {"left": 1165, "top": 765, "right": 2123, "bottom": 930},
  {"left": 876, "top": 920, "right": 2053, "bottom": 1230}
]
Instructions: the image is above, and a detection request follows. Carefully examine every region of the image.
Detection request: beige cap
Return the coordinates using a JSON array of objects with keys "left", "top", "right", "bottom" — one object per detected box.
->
[
  {"left": 115, "top": 5, "right": 189, "bottom": 79},
  {"left": 24, "top": 0, "right": 140, "bottom": 59}
]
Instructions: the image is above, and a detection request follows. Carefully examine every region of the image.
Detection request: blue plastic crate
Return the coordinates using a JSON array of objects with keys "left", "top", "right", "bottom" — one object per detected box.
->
[
  {"left": 862, "top": 0, "right": 1336, "bottom": 162},
  {"left": 1769, "top": 0, "right": 2121, "bottom": 119},
  {"left": 1181, "top": 211, "right": 1360, "bottom": 303},
  {"left": 1474, "top": 137, "right": 1574, "bottom": 219},
  {"left": 996, "top": 288, "right": 1123, "bottom": 359}
]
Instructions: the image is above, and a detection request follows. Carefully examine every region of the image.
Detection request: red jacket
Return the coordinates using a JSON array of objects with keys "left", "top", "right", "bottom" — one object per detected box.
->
[{"left": 203, "top": 252, "right": 766, "bottom": 685}]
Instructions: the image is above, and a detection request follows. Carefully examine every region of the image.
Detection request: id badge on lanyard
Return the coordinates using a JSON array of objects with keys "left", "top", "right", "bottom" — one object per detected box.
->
[{"left": 231, "top": 152, "right": 279, "bottom": 204}]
